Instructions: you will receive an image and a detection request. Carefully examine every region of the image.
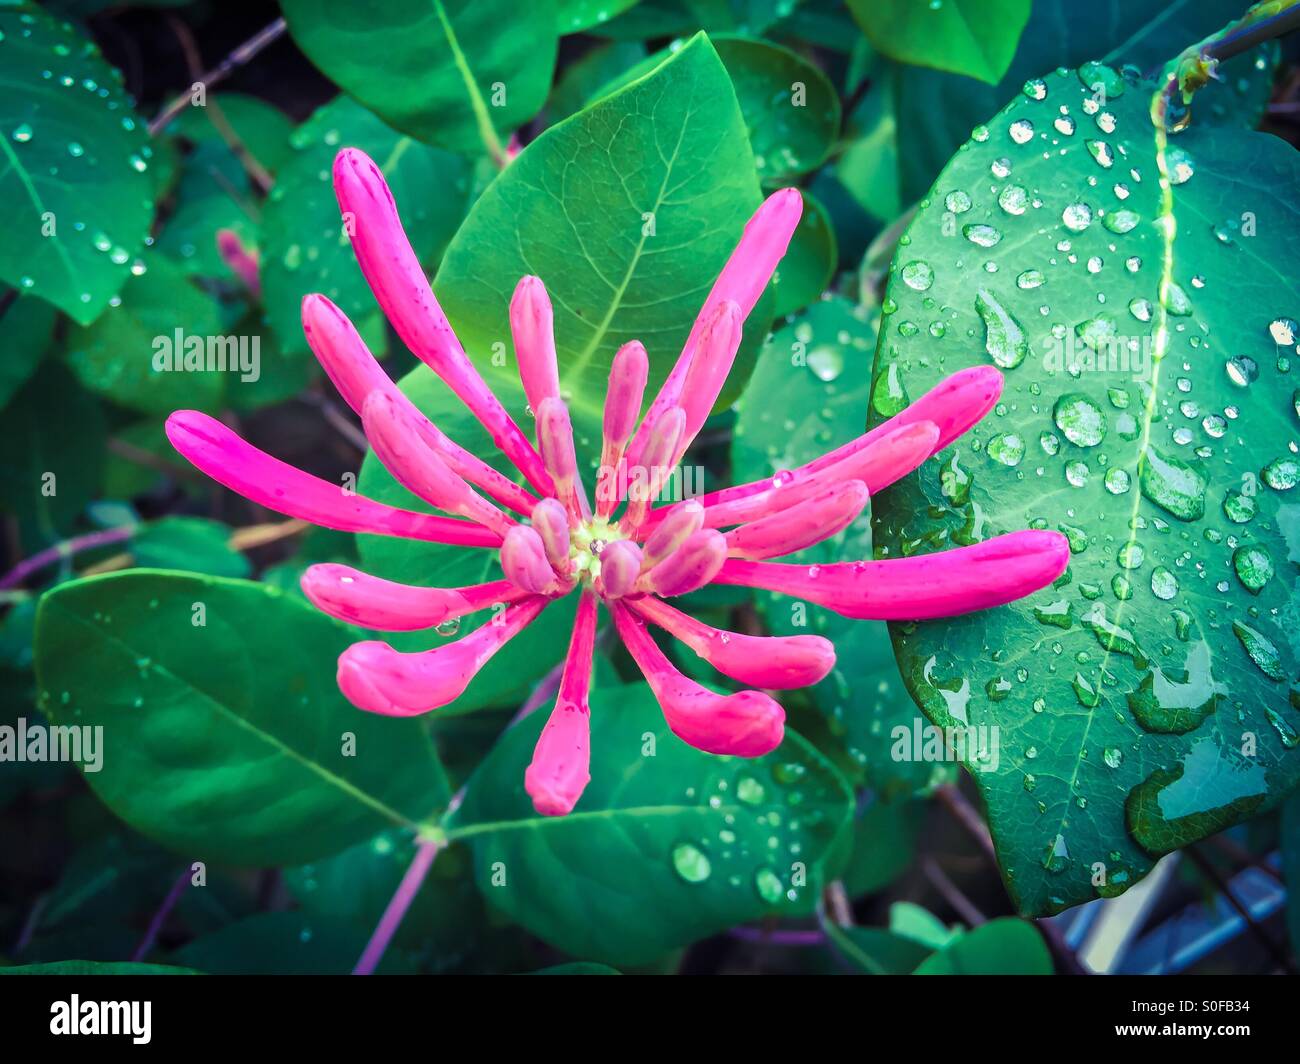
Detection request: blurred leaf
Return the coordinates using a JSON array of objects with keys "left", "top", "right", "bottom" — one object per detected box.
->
[
  {"left": 889, "top": 900, "right": 960, "bottom": 949},
  {"left": 912, "top": 917, "right": 1052, "bottom": 974},
  {"left": 130, "top": 517, "right": 250, "bottom": 579},
  {"left": 544, "top": 40, "right": 647, "bottom": 126},
  {"left": 260, "top": 95, "right": 470, "bottom": 356},
  {"left": 556, "top": 0, "right": 642, "bottom": 34},
  {"left": 843, "top": 796, "right": 924, "bottom": 896},
  {"left": 0, "top": 961, "right": 198, "bottom": 975},
  {"left": 528, "top": 961, "right": 621, "bottom": 974},
  {"left": 0, "top": 360, "right": 107, "bottom": 547},
  {"left": 847, "top": 0, "right": 1030, "bottom": 84},
  {"left": 63, "top": 252, "right": 224, "bottom": 414},
  {"left": 436, "top": 34, "right": 768, "bottom": 469},
  {"left": 871, "top": 68, "right": 1300, "bottom": 915},
  {"left": 449, "top": 683, "right": 854, "bottom": 965},
  {"left": 0, "top": 5, "right": 154, "bottom": 324},
  {"left": 34, "top": 571, "right": 449, "bottom": 866},
  {"left": 282, "top": 0, "right": 558, "bottom": 155},
  {"left": 0, "top": 293, "right": 58, "bottom": 408},
  {"left": 827, "top": 924, "right": 933, "bottom": 974},
  {"left": 170, "top": 910, "right": 412, "bottom": 974}
]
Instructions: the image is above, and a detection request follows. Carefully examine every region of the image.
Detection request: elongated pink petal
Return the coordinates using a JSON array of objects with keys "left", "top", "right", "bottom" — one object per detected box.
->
[
  {"left": 337, "top": 597, "right": 549, "bottom": 716},
  {"left": 501, "top": 525, "right": 561, "bottom": 595},
  {"left": 361, "top": 392, "right": 514, "bottom": 537},
  {"left": 596, "top": 341, "right": 649, "bottom": 518},
  {"left": 678, "top": 421, "right": 937, "bottom": 533},
  {"left": 627, "top": 189, "right": 803, "bottom": 468},
  {"left": 630, "top": 595, "right": 834, "bottom": 689},
  {"left": 301, "top": 294, "right": 538, "bottom": 516},
  {"left": 642, "top": 367, "right": 1002, "bottom": 527},
  {"left": 611, "top": 603, "right": 784, "bottom": 756},
  {"left": 510, "top": 276, "right": 561, "bottom": 420},
  {"left": 165, "top": 410, "right": 499, "bottom": 547},
  {"left": 624, "top": 406, "right": 685, "bottom": 530},
  {"left": 531, "top": 497, "right": 572, "bottom": 578},
  {"left": 301, "top": 564, "right": 525, "bottom": 631},
  {"left": 725, "top": 481, "right": 868, "bottom": 560},
  {"left": 333, "top": 148, "right": 552, "bottom": 494},
  {"left": 676, "top": 300, "right": 742, "bottom": 455},
  {"left": 640, "top": 528, "right": 726, "bottom": 596},
  {"left": 641, "top": 500, "right": 705, "bottom": 571},
  {"left": 216, "top": 228, "right": 260, "bottom": 295},
  {"left": 597, "top": 539, "right": 642, "bottom": 598},
  {"left": 536, "top": 397, "right": 588, "bottom": 519},
  {"left": 526, "top": 592, "right": 598, "bottom": 816},
  {"left": 712, "top": 530, "right": 1070, "bottom": 620}
]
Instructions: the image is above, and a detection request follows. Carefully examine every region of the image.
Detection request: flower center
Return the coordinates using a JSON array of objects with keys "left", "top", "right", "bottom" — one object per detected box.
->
[{"left": 568, "top": 516, "right": 627, "bottom": 587}]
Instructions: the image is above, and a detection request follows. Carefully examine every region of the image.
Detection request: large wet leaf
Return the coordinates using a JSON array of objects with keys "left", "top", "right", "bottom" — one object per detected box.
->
[
  {"left": 870, "top": 67, "right": 1300, "bottom": 915},
  {"left": 448, "top": 683, "right": 853, "bottom": 965},
  {"left": 434, "top": 33, "right": 768, "bottom": 467},
  {"left": 33, "top": 571, "right": 448, "bottom": 866},
  {"left": 0, "top": 4, "right": 154, "bottom": 324},
  {"left": 282, "top": 0, "right": 558, "bottom": 155},
  {"left": 889, "top": 0, "right": 1278, "bottom": 203},
  {"left": 733, "top": 297, "right": 948, "bottom": 797}
]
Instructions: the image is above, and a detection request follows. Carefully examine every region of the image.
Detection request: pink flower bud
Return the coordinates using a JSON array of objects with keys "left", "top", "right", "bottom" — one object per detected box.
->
[
  {"left": 598, "top": 540, "right": 642, "bottom": 599},
  {"left": 501, "top": 525, "right": 560, "bottom": 595},
  {"left": 643, "top": 528, "right": 726, "bottom": 596}
]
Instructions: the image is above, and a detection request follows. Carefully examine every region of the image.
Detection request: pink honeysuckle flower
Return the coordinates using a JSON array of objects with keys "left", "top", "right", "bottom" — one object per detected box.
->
[{"left": 165, "top": 146, "right": 1071, "bottom": 818}]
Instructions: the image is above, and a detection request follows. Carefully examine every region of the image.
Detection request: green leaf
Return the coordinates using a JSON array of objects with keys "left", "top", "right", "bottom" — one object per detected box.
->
[
  {"left": 712, "top": 36, "right": 840, "bottom": 182},
  {"left": 0, "top": 961, "right": 199, "bottom": 975},
  {"left": 543, "top": 40, "right": 647, "bottom": 126},
  {"left": 733, "top": 297, "right": 947, "bottom": 796},
  {"left": 33, "top": 571, "right": 449, "bottom": 866},
  {"left": 260, "top": 95, "right": 470, "bottom": 356},
  {"left": 824, "top": 924, "right": 933, "bottom": 974},
  {"left": 170, "top": 911, "right": 411, "bottom": 974},
  {"left": 131, "top": 517, "right": 250, "bottom": 579},
  {"left": 770, "top": 190, "right": 836, "bottom": 318},
  {"left": 62, "top": 252, "right": 224, "bottom": 414},
  {"left": 870, "top": 67, "right": 1300, "bottom": 915},
  {"left": 890, "top": 0, "right": 1280, "bottom": 203},
  {"left": 447, "top": 683, "right": 854, "bottom": 965},
  {"left": 847, "top": 0, "right": 1030, "bottom": 84},
  {"left": 0, "top": 4, "right": 154, "bottom": 324},
  {"left": 435, "top": 33, "right": 769, "bottom": 466},
  {"left": 0, "top": 360, "right": 107, "bottom": 547},
  {"left": 912, "top": 917, "right": 1053, "bottom": 974},
  {"left": 556, "top": 0, "right": 641, "bottom": 34},
  {"left": 528, "top": 961, "right": 621, "bottom": 974},
  {"left": 843, "top": 797, "right": 924, "bottom": 897},
  {"left": 282, "top": 0, "right": 558, "bottom": 156},
  {"left": 0, "top": 291, "right": 57, "bottom": 408}
]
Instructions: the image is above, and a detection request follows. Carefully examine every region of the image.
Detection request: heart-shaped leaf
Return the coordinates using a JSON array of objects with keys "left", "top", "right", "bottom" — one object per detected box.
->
[
  {"left": 33, "top": 571, "right": 449, "bottom": 866},
  {"left": 870, "top": 66, "right": 1300, "bottom": 915},
  {"left": 847, "top": 0, "right": 1031, "bottom": 84}
]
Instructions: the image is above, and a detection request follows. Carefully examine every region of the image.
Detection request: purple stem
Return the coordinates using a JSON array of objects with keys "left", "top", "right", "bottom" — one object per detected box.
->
[
  {"left": 131, "top": 868, "right": 191, "bottom": 962},
  {"left": 729, "top": 926, "right": 827, "bottom": 946},
  {"left": 0, "top": 525, "right": 136, "bottom": 590},
  {"left": 353, "top": 837, "right": 441, "bottom": 975}
]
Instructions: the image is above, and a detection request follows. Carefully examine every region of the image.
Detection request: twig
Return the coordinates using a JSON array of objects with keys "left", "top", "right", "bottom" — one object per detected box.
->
[
  {"left": 1185, "top": 845, "right": 1296, "bottom": 974},
  {"left": 148, "top": 18, "right": 288, "bottom": 136},
  {"left": 10, "top": 894, "right": 47, "bottom": 956},
  {"left": 131, "top": 868, "right": 190, "bottom": 962},
  {"left": 0, "top": 526, "right": 136, "bottom": 590},
  {"left": 353, "top": 834, "right": 441, "bottom": 975},
  {"left": 934, "top": 784, "right": 996, "bottom": 863},
  {"left": 730, "top": 926, "right": 826, "bottom": 946},
  {"left": 921, "top": 856, "right": 986, "bottom": 927},
  {"left": 1206, "top": 834, "right": 1283, "bottom": 884},
  {"left": 228, "top": 518, "right": 309, "bottom": 551}
]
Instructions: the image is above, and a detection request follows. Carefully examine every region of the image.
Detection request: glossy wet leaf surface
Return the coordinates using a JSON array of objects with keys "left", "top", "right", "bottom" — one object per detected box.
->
[
  {"left": 0, "top": 5, "right": 154, "bottom": 324},
  {"left": 33, "top": 571, "right": 448, "bottom": 866},
  {"left": 870, "top": 67, "right": 1300, "bottom": 914},
  {"left": 448, "top": 683, "right": 853, "bottom": 965}
]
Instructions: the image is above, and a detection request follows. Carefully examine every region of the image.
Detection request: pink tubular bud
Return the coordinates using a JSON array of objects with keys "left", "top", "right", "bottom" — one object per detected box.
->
[
  {"left": 361, "top": 392, "right": 514, "bottom": 538},
  {"left": 598, "top": 539, "right": 642, "bottom": 599},
  {"left": 611, "top": 604, "right": 785, "bottom": 757},
  {"left": 216, "top": 228, "right": 260, "bottom": 295},
  {"left": 624, "top": 406, "right": 685, "bottom": 529},
  {"left": 642, "top": 528, "right": 726, "bottom": 597},
  {"left": 724, "top": 480, "right": 869, "bottom": 560},
  {"left": 300, "top": 565, "right": 526, "bottom": 631},
  {"left": 677, "top": 299, "right": 743, "bottom": 451},
  {"left": 597, "top": 341, "right": 650, "bottom": 518},
  {"left": 536, "top": 397, "right": 587, "bottom": 518},
  {"left": 501, "top": 525, "right": 561, "bottom": 595},
  {"left": 509, "top": 276, "right": 561, "bottom": 419},
  {"left": 641, "top": 500, "right": 705, "bottom": 571},
  {"left": 530, "top": 497, "right": 572, "bottom": 577}
]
